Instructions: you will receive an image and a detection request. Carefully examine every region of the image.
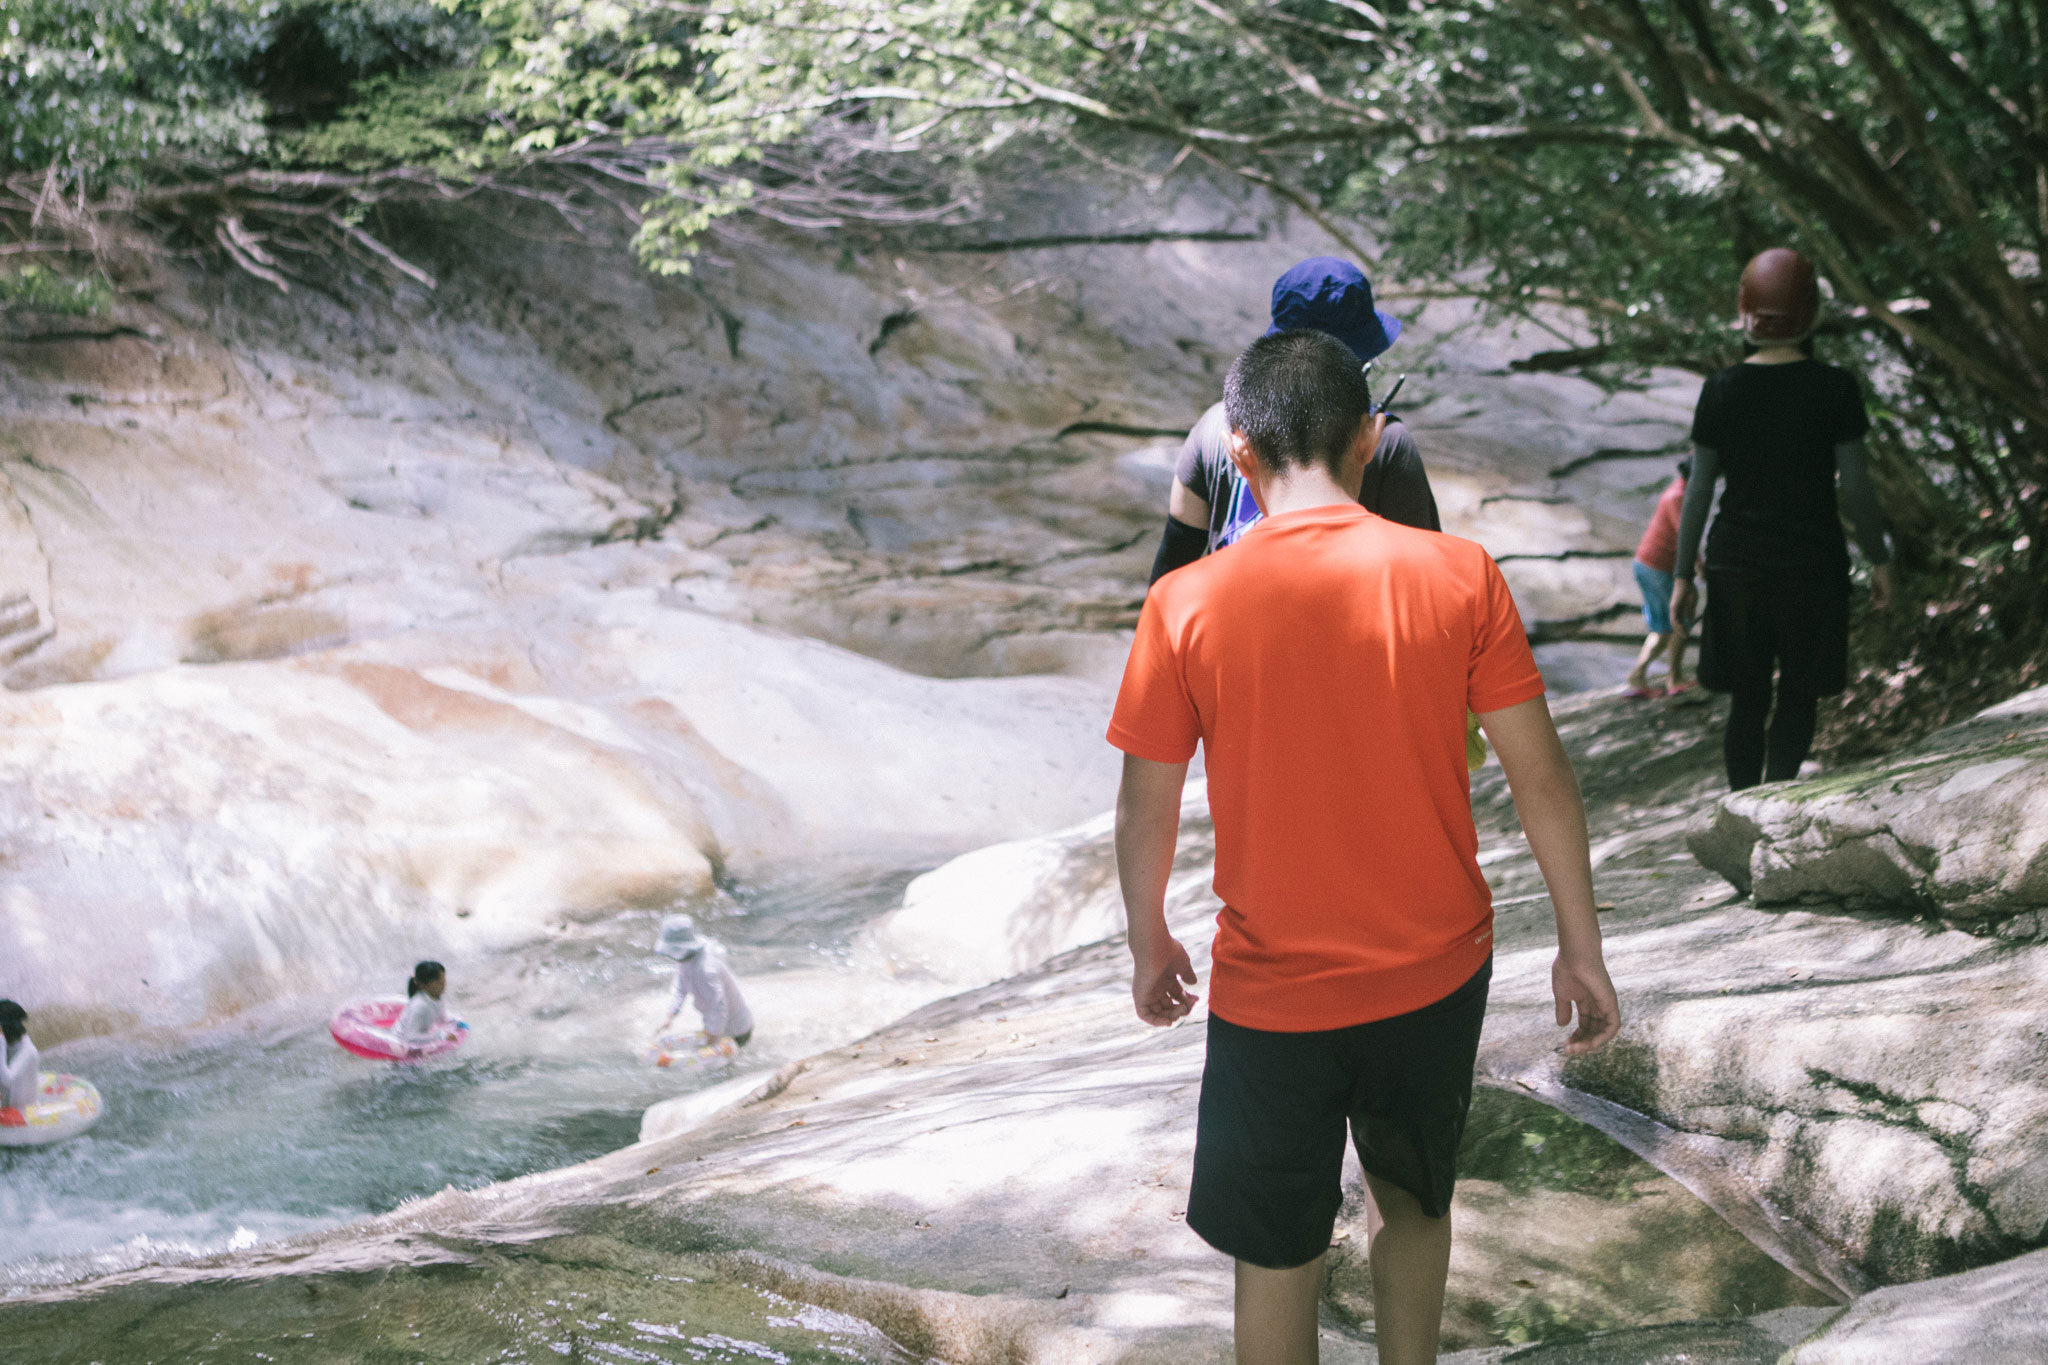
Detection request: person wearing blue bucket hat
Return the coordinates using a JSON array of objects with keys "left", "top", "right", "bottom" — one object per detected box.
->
[
  {"left": 1150, "top": 258, "right": 1439, "bottom": 585},
  {"left": 1265, "top": 256, "right": 1404, "bottom": 359}
]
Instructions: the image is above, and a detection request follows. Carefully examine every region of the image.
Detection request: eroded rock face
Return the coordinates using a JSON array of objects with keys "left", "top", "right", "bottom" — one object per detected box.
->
[{"left": 1688, "top": 687, "right": 2048, "bottom": 923}]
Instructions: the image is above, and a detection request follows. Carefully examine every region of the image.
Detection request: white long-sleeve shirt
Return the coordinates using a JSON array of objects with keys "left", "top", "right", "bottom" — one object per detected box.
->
[
  {"left": 394, "top": 993, "right": 450, "bottom": 1046},
  {"left": 2, "top": 1034, "right": 39, "bottom": 1111},
  {"left": 668, "top": 952, "right": 754, "bottom": 1040}
]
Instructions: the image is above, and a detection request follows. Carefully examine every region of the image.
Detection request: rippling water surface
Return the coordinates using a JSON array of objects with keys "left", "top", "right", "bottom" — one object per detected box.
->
[{"left": 0, "top": 862, "right": 929, "bottom": 1295}]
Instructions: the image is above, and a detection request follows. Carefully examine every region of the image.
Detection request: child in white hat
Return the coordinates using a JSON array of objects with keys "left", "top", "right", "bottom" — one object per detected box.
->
[{"left": 655, "top": 916, "right": 754, "bottom": 1048}]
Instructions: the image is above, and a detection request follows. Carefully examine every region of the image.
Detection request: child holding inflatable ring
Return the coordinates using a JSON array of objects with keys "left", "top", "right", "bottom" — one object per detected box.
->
[
  {"left": 1, "top": 1000, "right": 39, "bottom": 1116},
  {"left": 394, "top": 961, "right": 461, "bottom": 1049},
  {"left": 646, "top": 916, "right": 754, "bottom": 1069}
]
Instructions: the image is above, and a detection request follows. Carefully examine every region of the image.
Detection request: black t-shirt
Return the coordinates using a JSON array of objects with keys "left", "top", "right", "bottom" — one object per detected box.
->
[
  {"left": 1689, "top": 360, "right": 1869, "bottom": 573},
  {"left": 1174, "top": 401, "right": 1441, "bottom": 553}
]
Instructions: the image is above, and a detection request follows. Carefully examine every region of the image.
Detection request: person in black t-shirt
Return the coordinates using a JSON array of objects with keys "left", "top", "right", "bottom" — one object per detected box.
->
[
  {"left": 1150, "top": 258, "right": 1440, "bottom": 584},
  {"left": 1671, "top": 248, "right": 1895, "bottom": 791}
]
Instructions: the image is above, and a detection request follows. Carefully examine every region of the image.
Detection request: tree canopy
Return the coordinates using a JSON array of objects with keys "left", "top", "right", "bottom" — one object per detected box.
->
[{"left": 3, "top": 0, "right": 2043, "bottom": 738}]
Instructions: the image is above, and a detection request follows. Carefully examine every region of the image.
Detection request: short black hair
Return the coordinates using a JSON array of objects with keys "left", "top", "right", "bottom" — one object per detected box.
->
[
  {"left": 0, "top": 999, "right": 24, "bottom": 1039},
  {"left": 1223, "top": 329, "right": 1373, "bottom": 476}
]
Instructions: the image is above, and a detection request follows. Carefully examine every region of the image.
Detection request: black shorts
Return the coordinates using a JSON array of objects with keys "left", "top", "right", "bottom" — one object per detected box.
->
[
  {"left": 1698, "top": 568, "right": 1850, "bottom": 697},
  {"left": 1187, "top": 960, "right": 1491, "bottom": 1270}
]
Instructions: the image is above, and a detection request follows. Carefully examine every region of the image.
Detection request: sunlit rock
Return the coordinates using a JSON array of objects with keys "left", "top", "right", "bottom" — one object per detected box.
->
[{"left": 1689, "top": 686, "right": 2048, "bottom": 920}]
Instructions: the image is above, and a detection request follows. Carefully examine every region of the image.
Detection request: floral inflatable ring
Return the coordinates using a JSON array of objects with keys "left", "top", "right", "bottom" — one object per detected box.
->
[{"left": 0, "top": 1073, "right": 103, "bottom": 1147}]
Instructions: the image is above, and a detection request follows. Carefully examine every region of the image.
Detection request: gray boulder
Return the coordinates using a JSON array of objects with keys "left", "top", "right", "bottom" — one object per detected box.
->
[
  {"left": 1788, "top": 1244, "right": 2048, "bottom": 1364},
  {"left": 1688, "top": 688, "right": 2048, "bottom": 922}
]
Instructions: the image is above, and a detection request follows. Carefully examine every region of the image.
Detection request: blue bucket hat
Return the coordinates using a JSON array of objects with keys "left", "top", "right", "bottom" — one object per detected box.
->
[{"left": 1263, "top": 257, "right": 1402, "bottom": 363}]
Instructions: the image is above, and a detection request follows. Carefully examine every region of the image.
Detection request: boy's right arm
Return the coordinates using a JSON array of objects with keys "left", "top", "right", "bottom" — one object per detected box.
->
[
  {"left": 1476, "top": 697, "right": 1621, "bottom": 1055},
  {"left": 1115, "top": 753, "right": 1200, "bottom": 1026}
]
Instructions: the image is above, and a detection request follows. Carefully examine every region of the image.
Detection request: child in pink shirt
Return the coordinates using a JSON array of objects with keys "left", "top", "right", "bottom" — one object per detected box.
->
[{"left": 1625, "top": 460, "right": 1693, "bottom": 697}]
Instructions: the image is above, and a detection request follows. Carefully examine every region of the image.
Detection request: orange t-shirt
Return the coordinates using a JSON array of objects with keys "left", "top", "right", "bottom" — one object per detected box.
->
[{"left": 1107, "top": 503, "right": 1545, "bottom": 1032}]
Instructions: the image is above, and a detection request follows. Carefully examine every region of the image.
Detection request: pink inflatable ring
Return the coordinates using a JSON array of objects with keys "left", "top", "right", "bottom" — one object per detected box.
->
[{"left": 329, "top": 1000, "right": 468, "bottom": 1062}]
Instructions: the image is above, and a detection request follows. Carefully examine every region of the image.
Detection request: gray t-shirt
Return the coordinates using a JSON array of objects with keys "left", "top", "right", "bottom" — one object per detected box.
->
[
  {"left": 1173, "top": 401, "right": 1441, "bottom": 552},
  {"left": 669, "top": 951, "right": 754, "bottom": 1040}
]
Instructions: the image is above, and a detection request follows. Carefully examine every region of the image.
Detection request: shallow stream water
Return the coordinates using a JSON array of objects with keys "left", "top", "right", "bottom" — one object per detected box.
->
[{"left": 0, "top": 862, "right": 930, "bottom": 1296}]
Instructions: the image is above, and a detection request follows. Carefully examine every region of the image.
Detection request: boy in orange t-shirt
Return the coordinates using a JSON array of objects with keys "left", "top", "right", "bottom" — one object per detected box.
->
[{"left": 1109, "top": 331, "right": 1620, "bottom": 1365}]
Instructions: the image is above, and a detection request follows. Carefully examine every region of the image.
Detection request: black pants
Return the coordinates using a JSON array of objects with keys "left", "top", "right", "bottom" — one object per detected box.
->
[{"left": 1699, "top": 569, "right": 1847, "bottom": 789}]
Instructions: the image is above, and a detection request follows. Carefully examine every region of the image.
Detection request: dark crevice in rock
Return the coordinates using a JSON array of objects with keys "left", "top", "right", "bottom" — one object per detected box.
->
[
  {"left": 1548, "top": 444, "right": 1688, "bottom": 479},
  {"left": 686, "top": 284, "right": 745, "bottom": 359},
  {"left": 1525, "top": 603, "right": 1637, "bottom": 644},
  {"left": 1054, "top": 420, "right": 1189, "bottom": 441},
  {"left": 869, "top": 310, "right": 917, "bottom": 356},
  {"left": 1509, "top": 344, "right": 1610, "bottom": 372},
  {"left": 603, "top": 386, "right": 692, "bottom": 431},
  {"left": 1494, "top": 548, "right": 1635, "bottom": 563},
  {"left": 5, "top": 325, "right": 161, "bottom": 345},
  {"left": 0, "top": 592, "right": 51, "bottom": 665},
  {"left": 696, "top": 515, "right": 778, "bottom": 548},
  {"left": 1480, "top": 493, "right": 1576, "bottom": 507}
]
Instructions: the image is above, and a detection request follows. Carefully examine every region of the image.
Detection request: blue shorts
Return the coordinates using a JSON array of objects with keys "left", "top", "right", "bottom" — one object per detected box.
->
[{"left": 1634, "top": 559, "right": 1676, "bottom": 635}]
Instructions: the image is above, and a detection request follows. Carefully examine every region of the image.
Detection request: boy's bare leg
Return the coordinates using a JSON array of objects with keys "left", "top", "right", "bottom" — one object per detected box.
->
[
  {"left": 1234, "top": 1254, "right": 1325, "bottom": 1365},
  {"left": 1624, "top": 631, "right": 1667, "bottom": 690},
  {"left": 1363, "top": 1175, "right": 1452, "bottom": 1365}
]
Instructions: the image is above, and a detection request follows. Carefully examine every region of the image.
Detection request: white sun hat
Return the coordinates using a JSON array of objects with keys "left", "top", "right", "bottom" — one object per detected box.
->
[{"left": 654, "top": 914, "right": 706, "bottom": 960}]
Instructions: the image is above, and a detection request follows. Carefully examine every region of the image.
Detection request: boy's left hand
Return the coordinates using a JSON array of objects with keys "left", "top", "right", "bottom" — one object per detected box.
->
[{"left": 1132, "top": 939, "right": 1200, "bottom": 1027}]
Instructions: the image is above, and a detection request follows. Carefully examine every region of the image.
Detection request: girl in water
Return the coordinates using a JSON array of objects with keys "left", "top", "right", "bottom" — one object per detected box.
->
[
  {"left": 0, "top": 1000, "right": 38, "bottom": 1116},
  {"left": 393, "top": 961, "right": 458, "bottom": 1049}
]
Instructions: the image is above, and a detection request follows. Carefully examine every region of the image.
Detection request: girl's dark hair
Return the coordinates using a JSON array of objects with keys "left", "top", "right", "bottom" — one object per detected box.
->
[
  {"left": 406, "top": 961, "right": 446, "bottom": 998},
  {"left": 0, "top": 999, "right": 25, "bottom": 1039}
]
